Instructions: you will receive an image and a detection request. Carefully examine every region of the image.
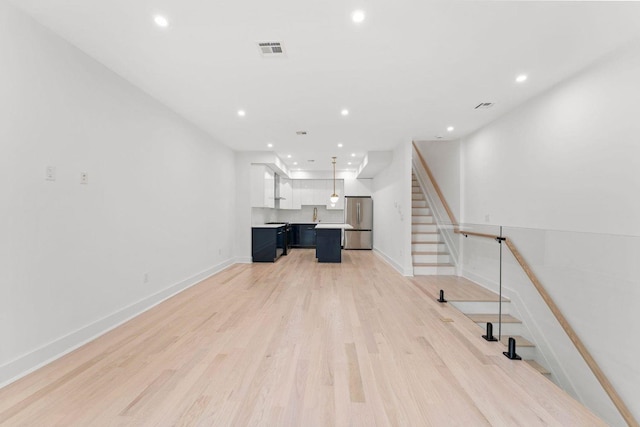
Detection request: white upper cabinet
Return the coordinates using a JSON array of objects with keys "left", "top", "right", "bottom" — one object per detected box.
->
[
  {"left": 291, "top": 180, "right": 302, "bottom": 209},
  {"left": 250, "top": 164, "right": 275, "bottom": 208},
  {"left": 253, "top": 177, "right": 345, "bottom": 210},
  {"left": 299, "top": 180, "right": 313, "bottom": 206}
]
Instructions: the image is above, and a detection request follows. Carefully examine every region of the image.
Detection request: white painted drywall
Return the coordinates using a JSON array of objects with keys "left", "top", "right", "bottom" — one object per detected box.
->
[
  {"left": 0, "top": 2, "right": 236, "bottom": 386},
  {"left": 414, "top": 140, "right": 461, "bottom": 223},
  {"left": 461, "top": 43, "right": 640, "bottom": 236},
  {"left": 372, "top": 141, "right": 413, "bottom": 275}
]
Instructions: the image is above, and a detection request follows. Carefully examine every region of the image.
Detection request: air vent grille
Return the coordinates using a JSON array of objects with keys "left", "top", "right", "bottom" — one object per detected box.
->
[
  {"left": 258, "top": 42, "right": 285, "bottom": 56},
  {"left": 475, "top": 102, "right": 494, "bottom": 109}
]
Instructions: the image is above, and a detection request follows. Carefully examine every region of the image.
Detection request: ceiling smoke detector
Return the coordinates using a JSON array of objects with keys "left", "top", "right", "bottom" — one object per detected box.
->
[
  {"left": 474, "top": 102, "right": 494, "bottom": 110},
  {"left": 257, "top": 41, "right": 285, "bottom": 57}
]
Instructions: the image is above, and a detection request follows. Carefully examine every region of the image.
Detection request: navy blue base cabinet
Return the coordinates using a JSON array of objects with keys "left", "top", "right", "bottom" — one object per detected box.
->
[
  {"left": 252, "top": 226, "right": 285, "bottom": 262},
  {"left": 315, "top": 228, "right": 342, "bottom": 263},
  {"left": 291, "top": 224, "right": 316, "bottom": 248}
]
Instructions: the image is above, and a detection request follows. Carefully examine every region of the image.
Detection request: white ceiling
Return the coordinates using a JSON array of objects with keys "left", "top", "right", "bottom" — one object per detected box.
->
[{"left": 11, "top": 0, "right": 640, "bottom": 171}]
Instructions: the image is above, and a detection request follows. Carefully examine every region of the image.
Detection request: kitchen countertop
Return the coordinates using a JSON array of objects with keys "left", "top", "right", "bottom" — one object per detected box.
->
[
  {"left": 252, "top": 224, "right": 286, "bottom": 229},
  {"left": 314, "top": 224, "right": 353, "bottom": 229}
]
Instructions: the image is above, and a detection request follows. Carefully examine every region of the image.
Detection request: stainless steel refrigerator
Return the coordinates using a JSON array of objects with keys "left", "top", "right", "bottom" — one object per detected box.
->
[{"left": 344, "top": 196, "right": 373, "bottom": 249}]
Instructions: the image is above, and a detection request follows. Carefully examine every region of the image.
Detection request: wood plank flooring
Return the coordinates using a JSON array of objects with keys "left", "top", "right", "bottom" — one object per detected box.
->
[{"left": 0, "top": 250, "right": 604, "bottom": 426}]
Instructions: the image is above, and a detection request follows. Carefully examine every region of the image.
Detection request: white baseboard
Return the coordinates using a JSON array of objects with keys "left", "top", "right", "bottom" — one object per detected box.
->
[
  {"left": 0, "top": 258, "right": 236, "bottom": 389},
  {"left": 373, "top": 248, "right": 414, "bottom": 276},
  {"left": 234, "top": 256, "right": 253, "bottom": 264}
]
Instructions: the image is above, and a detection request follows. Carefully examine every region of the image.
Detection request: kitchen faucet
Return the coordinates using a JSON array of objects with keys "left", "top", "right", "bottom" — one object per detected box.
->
[{"left": 312, "top": 207, "right": 318, "bottom": 222}]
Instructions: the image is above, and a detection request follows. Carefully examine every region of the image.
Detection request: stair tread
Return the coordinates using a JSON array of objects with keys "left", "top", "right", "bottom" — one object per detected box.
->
[
  {"left": 412, "top": 251, "right": 449, "bottom": 255},
  {"left": 526, "top": 360, "right": 551, "bottom": 375},
  {"left": 500, "top": 335, "right": 535, "bottom": 347},
  {"left": 412, "top": 242, "right": 441, "bottom": 244},
  {"left": 466, "top": 313, "right": 521, "bottom": 323},
  {"left": 412, "top": 231, "right": 439, "bottom": 235}
]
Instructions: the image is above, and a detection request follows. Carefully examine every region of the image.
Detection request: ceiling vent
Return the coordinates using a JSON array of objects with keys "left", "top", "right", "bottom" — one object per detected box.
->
[
  {"left": 475, "top": 102, "right": 494, "bottom": 109},
  {"left": 258, "top": 41, "right": 285, "bottom": 57},
  {"left": 296, "top": 131, "right": 307, "bottom": 135}
]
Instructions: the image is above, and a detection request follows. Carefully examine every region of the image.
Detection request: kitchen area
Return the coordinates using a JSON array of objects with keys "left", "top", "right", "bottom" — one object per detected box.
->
[{"left": 250, "top": 163, "right": 374, "bottom": 263}]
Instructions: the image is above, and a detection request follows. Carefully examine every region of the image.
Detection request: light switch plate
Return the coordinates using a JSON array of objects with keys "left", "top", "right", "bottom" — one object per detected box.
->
[
  {"left": 80, "top": 172, "right": 88, "bottom": 185},
  {"left": 46, "top": 166, "right": 56, "bottom": 181}
]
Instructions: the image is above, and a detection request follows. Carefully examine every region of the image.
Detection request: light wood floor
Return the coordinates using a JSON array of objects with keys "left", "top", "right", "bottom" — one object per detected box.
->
[{"left": 0, "top": 250, "right": 604, "bottom": 426}]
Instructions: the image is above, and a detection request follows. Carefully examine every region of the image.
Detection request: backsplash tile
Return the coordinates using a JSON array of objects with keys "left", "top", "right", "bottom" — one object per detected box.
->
[{"left": 252, "top": 205, "right": 344, "bottom": 225}]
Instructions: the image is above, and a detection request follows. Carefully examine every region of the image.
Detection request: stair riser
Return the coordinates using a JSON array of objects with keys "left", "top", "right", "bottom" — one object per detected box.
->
[
  {"left": 412, "top": 208, "right": 431, "bottom": 216},
  {"left": 412, "top": 216, "right": 434, "bottom": 224},
  {"left": 412, "top": 254, "right": 450, "bottom": 264},
  {"left": 412, "top": 243, "right": 445, "bottom": 252},
  {"left": 412, "top": 200, "right": 428, "bottom": 208},
  {"left": 411, "top": 193, "right": 425, "bottom": 200},
  {"left": 413, "top": 265, "right": 456, "bottom": 275},
  {"left": 412, "top": 188, "right": 421, "bottom": 194},
  {"left": 412, "top": 224, "right": 438, "bottom": 233},
  {"left": 509, "top": 346, "right": 536, "bottom": 360},
  {"left": 449, "top": 301, "right": 510, "bottom": 315},
  {"left": 412, "top": 233, "right": 442, "bottom": 242}
]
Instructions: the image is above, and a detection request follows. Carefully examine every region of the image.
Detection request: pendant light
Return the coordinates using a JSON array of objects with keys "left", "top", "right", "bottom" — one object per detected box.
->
[{"left": 330, "top": 157, "right": 339, "bottom": 204}]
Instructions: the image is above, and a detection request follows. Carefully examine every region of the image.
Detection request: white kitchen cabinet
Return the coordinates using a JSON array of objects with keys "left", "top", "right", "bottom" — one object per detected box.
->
[
  {"left": 278, "top": 178, "right": 294, "bottom": 210},
  {"left": 250, "top": 164, "right": 275, "bottom": 208},
  {"left": 291, "top": 180, "right": 302, "bottom": 209},
  {"left": 311, "top": 180, "right": 326, "bottom": 205},
  {"left": 299, "top": 180, "right": 313, "bottom": 205}
]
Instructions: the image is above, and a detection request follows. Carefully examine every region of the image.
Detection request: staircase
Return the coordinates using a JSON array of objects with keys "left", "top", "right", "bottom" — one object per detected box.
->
[
  {"left": 412, "top": 172, "right": 455, "bottom": 275},
  {"left": 460, "top": 305, "right": 551, "bottom": 377}
]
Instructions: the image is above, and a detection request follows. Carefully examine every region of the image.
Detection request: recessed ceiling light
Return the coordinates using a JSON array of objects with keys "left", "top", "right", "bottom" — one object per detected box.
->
[
  {"left": 348, "top": 162, "right": 352, "bottom": 165},
  {"left": 287, "top": 154, "right": 292, "bottom": 158},
  {"left": 447, "top": 126, "right": 454, "bottom": 132},
  {"left": 341, "top": 109, "right": 349, "bottom": 116},
  {"left": 352, "top": 10, "right": 365, "bottom": 23},
  {"left": 516, "top": 74, "right": 528, "bottom": 83},
  {"left": 293, "top": 162, "right": 298, "bottom": 165},
  {"left": 237, "top": 110, "right": 246, "bottom": 117},
  {"left": 267, "top": 143, "right": 273, "bottom": 148},
  {"left": 351, "top": 153, "right": 356, "bottom": 157},
  {"left": 154, "top": 15, "right": 169, "bottom": 28},
  {"left": 337, "top": 143, "right": 343, "bottom": 148}
]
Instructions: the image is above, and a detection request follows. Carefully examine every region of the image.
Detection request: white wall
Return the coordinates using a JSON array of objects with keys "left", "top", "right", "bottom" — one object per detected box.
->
[
  {"left": 0, "top": 2, "right": 236, "bottom": 386},
  {"left": 372, "top": 141, "right": 413, "bottom": 275},
  {"left": 414, "top": 140, "right": 461, "bottom": 223},
  {"left": 461, "top": 44, "right": 640, "bottom": 236},
  {"left": 456, "top": 42, "right": 640, "bottom": 425}
]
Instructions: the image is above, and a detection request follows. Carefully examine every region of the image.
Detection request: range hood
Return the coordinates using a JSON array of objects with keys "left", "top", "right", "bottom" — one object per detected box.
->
[{"left": 274, "top": 174, "right": 286, "bottom": 200}]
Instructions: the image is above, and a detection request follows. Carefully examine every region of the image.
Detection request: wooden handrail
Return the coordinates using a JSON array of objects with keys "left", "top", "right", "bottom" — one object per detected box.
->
[
  {"left": 412, "top": 141, "right": 638, "bottom": 426},
  {"left": 505, "top": 239, "right": 638, "bottom": 427},
  {"left": 412, "top": 142, "right": 458, "bottom": 226}
]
